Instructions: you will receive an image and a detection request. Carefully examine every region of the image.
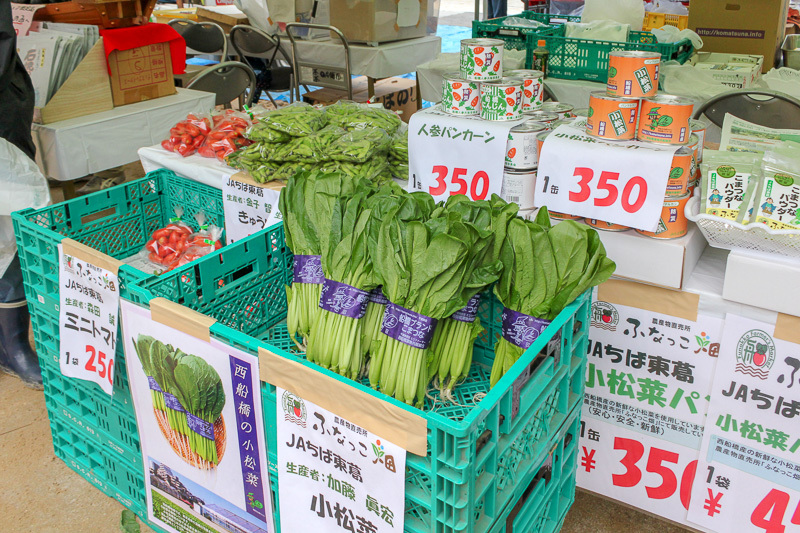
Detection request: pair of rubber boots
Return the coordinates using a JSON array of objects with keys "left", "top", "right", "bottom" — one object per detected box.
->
[{"left": 0, "top": 300, "right": 42, "bottom": 389}]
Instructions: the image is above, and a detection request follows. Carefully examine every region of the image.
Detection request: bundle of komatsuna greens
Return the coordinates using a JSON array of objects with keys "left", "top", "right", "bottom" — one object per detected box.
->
[{"left": 280, "top": 170, "right": 615, "bottom": 407}]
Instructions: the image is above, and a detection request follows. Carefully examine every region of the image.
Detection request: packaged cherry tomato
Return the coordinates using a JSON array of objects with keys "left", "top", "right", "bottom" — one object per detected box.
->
[
  {"left": 161, "top": 113, "right": 213, "bottom": 157},
  {"left": 198, "top": 111, "right": 253, "bottom": 161},
  {"left": 142, "top": 208, "right": 194, "bottom": 268},
  {"left": 164, "top": 226, "right": 224, "bottom": 272}
]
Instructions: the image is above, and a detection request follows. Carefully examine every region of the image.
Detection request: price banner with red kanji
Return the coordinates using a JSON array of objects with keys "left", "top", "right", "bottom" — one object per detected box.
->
[
  {"left": 58, "top": 243, "right": 120, "bottom": 395},
  {"left": 536, "top": 120, "right": 680, "bottom": 231},
  {"left": 578, "top": 288, "right": 722, "bottom": 527},
  {"left": 687, "top": 314, "right": 800, "bottom": 533},
  {"left": 408, "top": 106, "right": 525, "bottom": 202}
]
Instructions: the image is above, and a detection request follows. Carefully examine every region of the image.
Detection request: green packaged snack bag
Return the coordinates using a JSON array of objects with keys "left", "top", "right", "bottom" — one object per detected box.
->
[
  {"left": 700, "top": 150, "right": 760, "bottom": 222},
  {"left": 752, "top": 142, "right": 800, "bottom": 229}
]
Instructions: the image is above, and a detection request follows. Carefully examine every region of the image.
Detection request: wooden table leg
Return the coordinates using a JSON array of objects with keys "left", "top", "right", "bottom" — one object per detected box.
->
[
  {"left": 416, "top": 76, "right": 422, "bottom": 111},
  {"left": 62, "top": 180, "right": 77, "bottom": 200},
  {"left": 367, "top": 77, "right": 375, "bottom": 101}
]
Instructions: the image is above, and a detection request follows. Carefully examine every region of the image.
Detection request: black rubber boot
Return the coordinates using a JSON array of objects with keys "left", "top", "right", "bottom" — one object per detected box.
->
[{"left": 0, "top": 300, "right": 43, "bottom": 389}]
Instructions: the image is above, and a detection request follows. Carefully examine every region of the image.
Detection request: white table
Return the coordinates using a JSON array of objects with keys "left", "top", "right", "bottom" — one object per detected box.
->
[
  {"left": 33, "top": 88, "right": 216, "bottom": 184},
  {"left": 138, "top": 144, "right": 237, "bottom": 190}
]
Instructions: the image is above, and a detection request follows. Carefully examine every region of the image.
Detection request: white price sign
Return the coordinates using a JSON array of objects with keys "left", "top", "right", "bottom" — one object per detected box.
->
[
  {"left": 536, "top": 121, "right": 679, "bottom": 231},
  {"left": 408, "top": 107, "right": 524, "bottom": 202},
  {"left": 276, "top": 387, "right": 406, "bottom": 533},
  {"left": 58, "top": 242, "right": 121, "bottom": 395},
  {"left": 687, "top": 314, "right": 800, "bottom": 533},
  {"left": 222, "top": 173, "right": 284, "bottom": 244}
]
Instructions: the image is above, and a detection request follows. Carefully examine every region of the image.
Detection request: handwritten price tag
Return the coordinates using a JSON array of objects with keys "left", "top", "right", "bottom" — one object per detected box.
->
[
  {"left": 222, "top": 173, "right": 284, "bottom": 244},
  {"left": 11, "top": 3, "right": 45, "bottom": 36},
  {"left": 408, "top": 107, "right": 524, "bottom": 202},
  {"left": 536, "top": 121, "right": 679, "bottom": 231},
  {"left": 58, "top": 244, "right": 120, "bottom": 395}
]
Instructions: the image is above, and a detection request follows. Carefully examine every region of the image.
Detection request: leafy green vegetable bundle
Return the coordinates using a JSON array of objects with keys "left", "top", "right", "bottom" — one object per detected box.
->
[
  {"left": 489, "top": 214, "right": 615, "bottom": 387},
  {"left": 132, "top": 335, "right": 226, "bottom": 467}
]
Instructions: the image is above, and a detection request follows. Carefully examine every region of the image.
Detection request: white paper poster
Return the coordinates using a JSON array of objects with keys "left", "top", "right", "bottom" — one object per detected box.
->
[
  {"left": 121, "top": 300, "right": 276, "bottom": 533},
  {"left": 222, "top": 174, "right": 283, "bottom": 245},
  {"left": 276, "top": 387, "right": 406, "bottom": 533},
  {"left": 536, "top": 120, "right": 679, "bottom": 231},
  {"left": 58, "top": 244, "right": 120, "bottom": 395},
  {"left": 578, "top": 294, "right": 722, "bottom": 527},
  {"left": 11, "top": 3, "right": 44, "bottom": 36},
  {"left": 688, "top": 314, "right": 800, "bottom": 533},
  {"left": 408, "top": 106, "right": 524, "bottom": 203}
]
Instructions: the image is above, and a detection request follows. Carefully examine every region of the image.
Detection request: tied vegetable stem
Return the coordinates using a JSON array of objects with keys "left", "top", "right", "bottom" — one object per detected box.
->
[
  {"left": 372, "top": 335, "right": 428, "bottom": 408},
  {"left": 307, "top": 309, "right": 364, "bottom": 380},
  {"left": 489, "top": 338, "right": 525, "bottom": 388},
  {"left": 429, "top": 317, "right": 484, "bottom": 390},
  {"left": 360, "top": 301, "right": 385, "bottom": 358},
  {"left": 286, "top": 282, "right": 322, "bottom": 348}
]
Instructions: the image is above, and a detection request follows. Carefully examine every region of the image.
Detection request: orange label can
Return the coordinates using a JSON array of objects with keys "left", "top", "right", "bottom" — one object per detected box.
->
[
  {"left": 690, "top": 120, "right": 707, "bottom": 163},
  {"left": 685, "top": 133, "right": 700, "bottom": 179},
  {"left": 667, "top": 146, "right": 693, "bottom": 197},
  {"left": 536, "top": 130, "right": 551, "bottom": 159},
  {"left": 637, "top": 95, "right": 694, "bottom": 144},
  {"left": 607, "top": 51, "right": 661, "bottom": 98},
  {"left": 586, "top": 91, "right": 640, "bottom": 141},
  {"left": 636, "top": 193, "right": 691, "bottom": 239},
  {"left": 584, "top": 218, "right": 630, "bottom": 231},
  {"left": 549, "top": 211, "right": 582, "bottom": 220}
]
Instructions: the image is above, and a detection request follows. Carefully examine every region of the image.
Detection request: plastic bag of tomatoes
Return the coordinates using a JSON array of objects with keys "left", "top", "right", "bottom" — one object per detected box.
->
[
  {"left": 197, "top": 111, "right": 254, "bottom": 161},
  {"left": 143, "top": 221, "right": 194, "bottom": 267},
  {"left": 161, "top": 114, "right": 213, "bottom": 157},
  {"left": 163, "top": 226, "right": 224, "bottom": 272}
]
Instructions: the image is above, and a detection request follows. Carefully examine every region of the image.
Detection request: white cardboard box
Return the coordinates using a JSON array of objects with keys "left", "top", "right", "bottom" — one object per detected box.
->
[
  {"left": 722, "top": 250, "right": 800, "bottom": 316},
  {"left": 691, "top": 52, "right": 764, "bottom": 88}
]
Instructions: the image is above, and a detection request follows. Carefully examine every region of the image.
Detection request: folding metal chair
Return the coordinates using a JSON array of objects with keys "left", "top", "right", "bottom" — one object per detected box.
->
[
  {"left": 168, "top": 19, "right": 228, "bottom": 86},
  {"left": 285, "top": 22, "right": 353, "bottom": 101},
  {"left": 230, "top": 24, "right": 295, "bottom": 107},
  {"left": 186, "top": 61, "right": 257, "bottom": 109}
]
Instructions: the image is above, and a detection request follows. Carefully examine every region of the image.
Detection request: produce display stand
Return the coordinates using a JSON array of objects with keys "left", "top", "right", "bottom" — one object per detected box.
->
[
  {"left": 12, "top": 169, "right": 225, "bottom": 519},
  {"left": 124, "top": 226, "right": 591, "bottom": 533}
]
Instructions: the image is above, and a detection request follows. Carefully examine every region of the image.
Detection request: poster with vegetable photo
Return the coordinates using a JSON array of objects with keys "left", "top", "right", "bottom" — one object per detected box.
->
[{"left": 121, "top": 300, "right": 276, "bottom": 533}]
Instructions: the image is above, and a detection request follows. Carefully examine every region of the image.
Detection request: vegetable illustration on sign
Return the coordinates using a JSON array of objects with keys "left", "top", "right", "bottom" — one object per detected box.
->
[
  {"left": 282, "top": 390, "right": 307, "bottom": 427},
  {"left": 646, "top": 107, "right": 673, "bottom": 130},
  {"left": 372, "top": 440, "right": 396, "bottom": 473}
]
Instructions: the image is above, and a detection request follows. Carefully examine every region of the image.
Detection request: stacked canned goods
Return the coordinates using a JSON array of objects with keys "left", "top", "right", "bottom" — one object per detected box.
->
[{"left": 579, "top": 50, "right": 709, "bottom": 239}]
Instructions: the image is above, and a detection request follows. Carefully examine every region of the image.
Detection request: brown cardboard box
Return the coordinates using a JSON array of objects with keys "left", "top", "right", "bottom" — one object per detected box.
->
[
  {"left": 195, "top": 5, "right": 249, "bottom": 33},
  {"left": 302, "top": 76, "right": 419, "bottom": 122},
  {"left": 108, "top": 42, "right": 176, "bottom": 107},
  {"left": 329, "top": 0, "right": 427, "bottom": 44},
  {"left": 689, "top": 0, "right": 789, "bottom": 72}
]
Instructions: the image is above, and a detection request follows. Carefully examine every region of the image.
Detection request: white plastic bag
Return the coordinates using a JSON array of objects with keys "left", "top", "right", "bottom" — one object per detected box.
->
[
  {"left": 582, "top": 0, "right": 644, "bottom": 31},
  {"left": 646, "top": 0, "right": 688, "bottom": 14},
  {"left": 762, "top": 68, "right": 800, "bottom": 101},
  {"left": 0, "top": 140, "right": 51, "bottom": 276},
  {"left": 235, "top": 0, "right": 278, "bottom": 34},
  {"left": 660, "top": 62, "right": 729, "bottom": 102},
  {"left": 565, "top": 20, "right": 630, "bottom": 42},
  {"left": 651, "top": 25, "right": 703, "bottom": 49}
]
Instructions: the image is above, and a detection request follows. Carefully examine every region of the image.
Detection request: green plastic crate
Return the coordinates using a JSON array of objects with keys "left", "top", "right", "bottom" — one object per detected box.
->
[
  {"left": 12, "top": 168, "right": 224, "bottom": 410},
  {"left": 525, "top": 27, "right": 694, "bottom": 82},
  {"left": 126, "top": 225, "right": 591, "bottom": 533},
  {"left": 472, "top": 12, "right": 580, "bottom": 51}
]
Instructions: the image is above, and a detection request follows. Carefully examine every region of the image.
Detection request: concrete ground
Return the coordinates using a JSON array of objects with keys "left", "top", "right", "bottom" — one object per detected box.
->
[{"left": 0, "top": 370, "right": 688, "bottom": 533}]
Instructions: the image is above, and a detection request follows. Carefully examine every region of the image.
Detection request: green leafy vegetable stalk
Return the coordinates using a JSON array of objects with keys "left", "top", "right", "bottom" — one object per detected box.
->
[
  {"left": 306, "top": 180, "right": 380, "bottom": 378},
  {"left": 370, "top": 211, "right": 475, "bottom": 407},
  {"left": 489, "top": 212, "right": 615, "bottom": 387},
  {"left": 171, "top": 355, "right": 226, "bottom": 466},
  {"left": 428, "top": 195, "right": 516, "bottom": 393}
]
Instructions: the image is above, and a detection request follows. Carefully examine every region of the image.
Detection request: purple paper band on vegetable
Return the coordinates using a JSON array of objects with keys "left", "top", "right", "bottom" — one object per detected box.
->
[
  {"left": 451, "top": 295, "right": 481, "bottom": 323},
  {"left": 319, "top": 278, "right": 370, "bottom": 319},
  {"left": 293, "top": 254, "right": 324, "bottom": 284},
  {"left": 187, "top": 413, "right": 215, "bottom": 440},
  {"left": 381, "top": 302, "right": 438, "bottom": 349},
  {"left": 369, "top": 287, "right": 389, "bottom": 305},
  {"left": 147, "top": 376, "right": 162, "bottom": 392},
  {"left": 501, "top": 307, "right": 551, "bottom": 350},
  {"left": 163, "top": 392, "right": 185, "bottom": 412}
]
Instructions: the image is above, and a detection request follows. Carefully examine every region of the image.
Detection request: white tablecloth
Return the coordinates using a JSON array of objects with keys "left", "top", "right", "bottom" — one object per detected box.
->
[
  {"left": 138, "top": 145, "right": 237, "bottom": 190},
  {"left": 286, "top": 35, "right": 442, "bottom": 79},
  {"left": 33, "top": 89, "right": 216, "bottom": 181}
]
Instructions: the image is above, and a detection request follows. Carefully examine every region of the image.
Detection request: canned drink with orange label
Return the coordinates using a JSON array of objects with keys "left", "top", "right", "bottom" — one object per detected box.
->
[
  {"left": 505, "top": 120, "right": 547, "bottom": 170},
  {"left": 540, "top": 102, "right": 575, "bottom": 118},
  {"left": 667, "top": 146, "right": 693, "bottom": 197},
  {"left": 586, "top": 91, "right": 640, "bottom": 141},
  {"left": 549, "top": 211, "right": 582, "bottom": 220},
  {"left": 460, "top": 38, "right": 504, "bottom": 81},
  {"left": 536, "top": 130, "right": 551, "bottom": 157},
  {"left": 637, "top": 95, "right": 694, "bottom": 144},
  {"left": 690, "top": 119, "right": 707, "bottom": 163},
  {"left": 607, "top": 51, "right": 661, "bottom": 98},
  {"left": 685, "top": 133, "right": 700, "bottom": 179},
  {"left": 505, "top": 69, "right": 544, "bottom": 112},
  {"left": 636, "top": 193, "right": 691, "bottom": 239},
  {"left": 584, "top": 218, "right": 630, "bottom": 231},
  {"left": 440, "top": 72, "right": 480, "bottom": 115}
]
